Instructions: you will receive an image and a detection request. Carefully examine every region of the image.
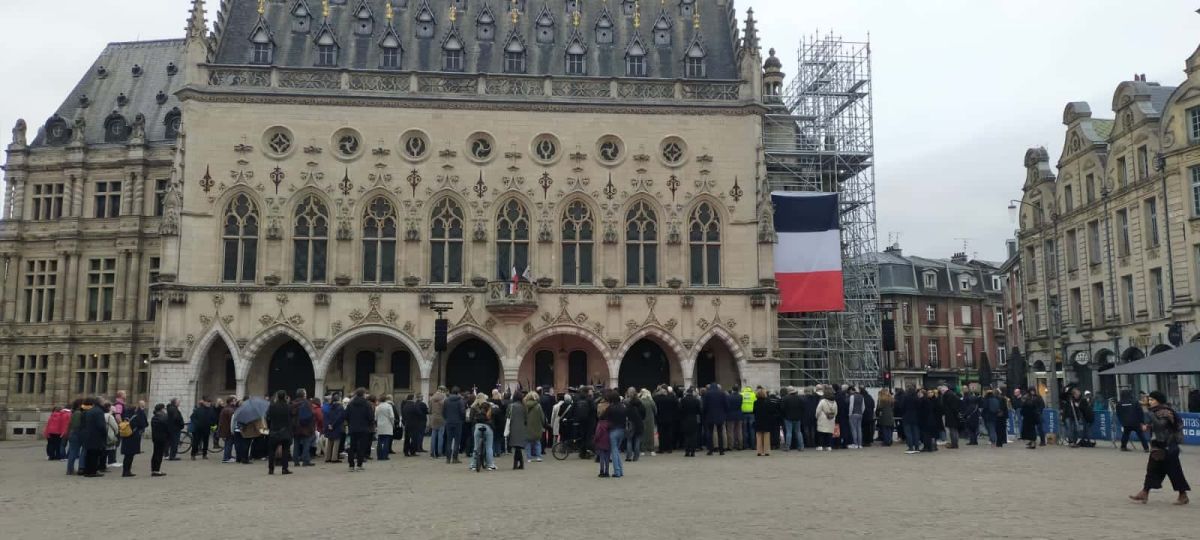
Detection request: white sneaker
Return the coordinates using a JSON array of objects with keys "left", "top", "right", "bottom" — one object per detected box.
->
[{"left": 650, "top": 452, "right": 657, "bottom": 456}]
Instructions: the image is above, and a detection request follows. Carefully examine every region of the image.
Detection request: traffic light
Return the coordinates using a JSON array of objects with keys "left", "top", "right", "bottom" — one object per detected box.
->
[{"left": 882, "top": 371, "right": 893, "bottom": 386}]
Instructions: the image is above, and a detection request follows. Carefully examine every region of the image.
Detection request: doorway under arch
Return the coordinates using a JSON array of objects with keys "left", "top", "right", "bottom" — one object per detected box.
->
[
  {"left": 196, "top": 336, "right": 237, "bottom": 402},
  {"left": 619, "top": 339, "right": 675, "bottom": 392},
  {"left": 266, "top": 340, "right": 315, "bottom": 398},
  {"left": 445, "top": 338, "right": 501, "bottom": 393}
]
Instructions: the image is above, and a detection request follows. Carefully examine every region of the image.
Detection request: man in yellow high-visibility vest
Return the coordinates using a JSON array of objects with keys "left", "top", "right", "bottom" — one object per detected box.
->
[{"left": 740, "top": 386, "right": 756, "bottom": 450}]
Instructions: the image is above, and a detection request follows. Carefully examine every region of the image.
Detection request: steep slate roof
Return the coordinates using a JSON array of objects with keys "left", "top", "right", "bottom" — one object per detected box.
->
[
  {"left": 211, "top": 0, "right": 739, "bottom": 79},
  {"left": 1092, "top": 118, "right": 1114, "bottom": 140},
  {"left": 31, "top": 39, "right": 186, "bottom": 147}
]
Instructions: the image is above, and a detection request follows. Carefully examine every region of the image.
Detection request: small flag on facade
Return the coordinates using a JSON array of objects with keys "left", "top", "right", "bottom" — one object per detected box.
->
[
  {"left": 509, "top": 266, "right": 519, "bottom": 296},
  {"left": 772, "top": 192, "right": 845, "bottom": 313}
]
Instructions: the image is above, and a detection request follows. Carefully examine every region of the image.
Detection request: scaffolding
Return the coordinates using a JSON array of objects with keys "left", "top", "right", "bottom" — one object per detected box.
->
[{"left": 765, "top": 34, "right": 881, "bottom": 388}]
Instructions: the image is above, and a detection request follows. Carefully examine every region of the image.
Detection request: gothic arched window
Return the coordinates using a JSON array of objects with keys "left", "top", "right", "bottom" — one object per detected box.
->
[
  {"left": 429, "top": 198, "right": 464, "bottom": 284},
  {"left": 561, "top": 200, "right": 594, "bottom": 285},
  {"left": 625, "top": 200, "right": 658, "bottom": 286},
  {"left": 496, "top": 199, "right": 530, "bottom": 280},
  {"left": 292, "top": 195, "right": 329, "bottom": 283},
  {"left": 688, "top": 202, "right": 721, "bottom": 286},
  {"left": 362, "top": 197, "right": 397, "bottom": 283},
  {"left": 221, "top": 193, "right": 259, "bottom": 283}
]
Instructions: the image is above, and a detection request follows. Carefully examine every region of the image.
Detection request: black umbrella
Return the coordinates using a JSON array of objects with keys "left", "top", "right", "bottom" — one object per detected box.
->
[{"left": 978, "top": 351, "right": 994, "bottom": 389}]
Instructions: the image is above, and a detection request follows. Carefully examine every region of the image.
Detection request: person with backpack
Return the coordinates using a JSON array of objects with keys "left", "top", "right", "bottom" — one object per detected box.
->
[
  {"left": 290, "top": 389, "right": 317, "bottom": 466},
  {"left": 815, "top": 387, "right": 838, "bottom": 451},
  {"left": 1129, "top": 391, "right": 1190, "bottom": 505},
  {"left": 120, "top": 400, "right": 148, "bottom": 477}
]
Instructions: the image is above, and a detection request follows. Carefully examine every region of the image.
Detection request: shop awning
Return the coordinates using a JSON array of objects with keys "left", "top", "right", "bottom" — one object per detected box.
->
[{"left": 1100, "top": 341, "right": 1200, "bottom": 375}]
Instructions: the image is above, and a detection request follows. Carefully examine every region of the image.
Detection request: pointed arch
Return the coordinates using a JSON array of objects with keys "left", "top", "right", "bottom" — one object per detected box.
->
[
  {"left": 514, "top": 324, "right": 611, "bottom": 368},
  {"left": 615, "top": 325, "right": 688, "bottom": 387},
  {"left": 429, "top": 192, "right": 466, "bottom": 284},
  {"left": 502, "top": 29, "right": 528, "bottom": 73},
  {"left": 218, "top": 189, "right": 262, "bottom": 283},
  {"left": 188, "top": 323, "right": 243, "bottom": 387},
  {"left": 313, "top": 20, "right": 340, "bottom": 66},
  {"left": 239, "top": 324, "right": 318, "bottom": 382},
  {"left": 360, "top": 192, "right": 399, "bottom": 284},
  {"left": 317, "top": 323, "right": 426, "bottom": 380},
  {"left": 495, "top": 195, "right": 532, "bottom": 281},
  {"left": 290, "top": 190, "right": 331, "bottom": 283},
  {"left": 687, "top": 198, "right": 723, "bottom": 286},
  {"left": 444, "top": 323, "right": 508, "bottom": 366},
  {"left": 692, "top": 325, "right": 749, "bottom": 382},
  {"left": 623, "top": 195, "right": 661, "bottom": 287},
  {"left": 560, "top": 195, "right": 597, "bottom": 285}
]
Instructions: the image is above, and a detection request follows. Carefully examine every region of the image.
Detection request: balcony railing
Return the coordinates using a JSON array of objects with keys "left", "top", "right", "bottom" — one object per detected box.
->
[{"left": 484, "top": 281, "right": 538, "bottom": 321}]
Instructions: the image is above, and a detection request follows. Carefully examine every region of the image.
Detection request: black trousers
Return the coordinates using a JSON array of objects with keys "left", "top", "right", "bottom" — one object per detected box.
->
[
  {"left": 704, "top": 422, "right": 724, "bottom": 451},
  {"left": 403, "top": 426, "right": 420, "bottom": 455},
  {"left": 1144, "top": 444, "right": 1191, "bottom": 492},
  {"left": 1122, "top": 427, "right": 1149, "bottom": 450},
  {"left": 122, "top": 453, "right": 135, "bottom": 474},
  {"left": 966, "top": 421, "right": 980, "bottom": 445},
  {"left": 192, "top": 430, "right": 209, "bottom": 456},
  {"left": 349, "top": 432, "right": 371, "bottom": 467},
  {"left": 267, "top": 437, "right": 291, "bottom": 472},
  {"left": 151, "top": 440, "right": 165, "bottom": 472},
  {"left": 994, "top": 418, "right": 1007, "bottom": 447},
  {"left": 83, "top": 449, "right": 103, "bottom": 475},
  {"left": 683, "top": 428, "right": 698, "bottom": 454},
  {"left": 659, "top": 425, "right": 675, "bottom": 452},
  {"left": 46, "top": 435, "right": 62, "bottom": 460}
]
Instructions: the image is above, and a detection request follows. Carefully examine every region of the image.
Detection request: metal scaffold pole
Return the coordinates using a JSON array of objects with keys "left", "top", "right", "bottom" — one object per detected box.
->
[{"left": 766, "top": 33, "right": 881, "bottom": 388}]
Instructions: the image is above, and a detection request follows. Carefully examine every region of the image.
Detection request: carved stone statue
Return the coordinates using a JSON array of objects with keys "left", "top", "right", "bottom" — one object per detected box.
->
[
  {"left": 70, "top": 116, "right": 86, "bottom": 144},
  {"left": 129, "top": 113, "right": 146, "bottom": 145},
  {"left": 160, "top": 133, "right": 185, "bottom": 236},
  {"left": 11, "top": 118, "right": 26, "bottom": 147}
]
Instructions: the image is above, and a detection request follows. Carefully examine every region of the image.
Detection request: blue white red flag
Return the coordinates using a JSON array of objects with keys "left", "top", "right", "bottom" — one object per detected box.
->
[{"left": 772, "top": 192, "right": 845, "bottom": 313}]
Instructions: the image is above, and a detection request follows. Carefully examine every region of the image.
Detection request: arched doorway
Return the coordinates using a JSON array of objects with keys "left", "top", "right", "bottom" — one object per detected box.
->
[
  {"left": 695, "top": 334, "right": 742, "bottom": 389},
  {"left": 534, "top": 350, "right": 555, "bottom": 389},
  {"left": 517, "top": 329, "right": 612, "bottom": 390},
  {"left": 267, "top": 340, "right": 315, "bottom": 398},
  {"left": 196, "top": 337, "right": 237, "bottom": 402},
  {"left": 568, "top": 350, "right": 588, "bottom": 388},
  {"left": 445, "top": 338, "right": 501, "bottom": 393},
  {"left": 321, "top": 329, "right": 421, "bottom": 399},
  {"left": 619, "top": 339, "right": 671, "bottom": 391},
  {"left": 1150, "top": 344, "right": 1173, "bottom": 356},
  {"left": 1121, "top": 347, "right": 1145, "bottom": 363}
]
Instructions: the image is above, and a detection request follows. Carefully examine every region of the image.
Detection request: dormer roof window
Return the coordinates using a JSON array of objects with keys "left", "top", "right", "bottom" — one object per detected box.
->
[
  {"left": 291, "top": 0, "right": 313, "bottom": 33},
  {"left": 353, "top": 0, "right": 375, "bottom": 35}
]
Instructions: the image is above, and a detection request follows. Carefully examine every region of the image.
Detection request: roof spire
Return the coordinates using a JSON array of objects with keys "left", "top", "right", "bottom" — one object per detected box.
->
[
  {"left": 742, "top": 7, "right": 760, "bottom": 53},
  {"left": 449, "top": 5, "right": 457, "bottom": 22},
  {"left": 510, "top": 0, "right": 520, "bottom": 24},
  {"left": 385, "top": 1, "right": 393, "bottom": 22},
  {"left": 692, "top": 8, "right": 700, "bottom": 30},
  {"left": 187, "top": 0, "right": 208, "bottom": 41},
  {"left": 322, "top": 0, "right": 330, "bottom": 19},
  {"left": 573, "top": 6, "right": 581, "bottom": 27},
  {"left": 257, "top": 0, "right": 266, "bottom": 15},
  {"left": 634, "top": 1, "right": 641, "bottom": 28}
]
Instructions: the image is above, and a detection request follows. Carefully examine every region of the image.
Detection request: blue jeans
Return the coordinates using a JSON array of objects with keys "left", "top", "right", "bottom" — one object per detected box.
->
[
  {"left": 377, "top": 435, "right": 392, "bottom": 460},
  {"left": 783, "top": 420, "right": 804, "bottom": 450},
  {"left": 904, "top": 422, "right": 922, "bottom": 451},
  {"left": 293, "top": 436, "right": 313, "bottom": 464},
  {"left": 985, "top": 417, "right": 998, "bottom": 444},
  {"left": 742, "top": 413, "right": 755, "bottom": 449},
  {"left": 493, "top": 429, "right": 506, "bottom": 457},
  {"left": 849, "top": 414, "right": 864, "bottom": 447},
  {"left": 66, "top": 434, "right": 84, "bottom": 474},
  {"left": 626, "top": 433, "right": 641, "bottom": 461},
  {"left": 471, "top": 425, "right": 495, "bottom": 469},
  {"left": 879, "top": 426, "right": 894, "bottom": 446},
  {"left": 598, "top": 450, "right": 610, "bottom": 475},
  {"left": 431, "top": 426, "right": 445, "bottom": 457},
  {"left": 222, "top": 437, "right": 234, "bottom": 461},
  {"left": 444, "top": 424, "right": 462, "bottom": 460},
  {"left": 608, "top": 428, "right": 625, "bottom": 477},
  {"left": 524, "top": 440, "right": 542, "bottom": 459}
]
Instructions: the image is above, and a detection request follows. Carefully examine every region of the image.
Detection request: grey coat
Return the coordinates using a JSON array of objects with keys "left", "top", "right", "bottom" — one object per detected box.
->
[{"left": 507, "top": 401, "right": 528, "bottom": 448}]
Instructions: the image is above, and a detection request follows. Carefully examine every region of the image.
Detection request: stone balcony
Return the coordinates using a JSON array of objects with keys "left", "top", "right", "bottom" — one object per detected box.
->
[{"left": 484, "top": 281, "right": 538, "bottom": 321}]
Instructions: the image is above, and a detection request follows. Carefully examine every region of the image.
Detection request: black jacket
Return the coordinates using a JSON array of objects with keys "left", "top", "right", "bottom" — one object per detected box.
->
[
  {"left": 654, "top": 392, "right": 678, "bottom": 426},
  {"left": 266, "top": 400, "right": 293, "bottom": 440},
  {"left": 442, "top": 394, "right": 466, "bottom": 425},
  {"left": 753, "top": 397, "right": 779, "bottom": 433},
  {"left": 81, "top": 406, "right": 107, "bottom": 450},
  {"left": 166, "top": 403, "right": 185, "bottom": 433},
  {"left": 605, "top": 402, "right": 628, "bottom": 431},
  {"left": 626, "top": 399, "right": 645, "bottom": 435},
  {"left": 151, "top": 411, "right": 170, "bottom": 444},
  {"left": 345, "top": 396, "right": 374, "bottom": 434},
  {"left": 679, "top": 395, "right": 702, "bottom": 431},
  {"left": 942, "top": 391, "right": 962, "bottom": 428},
  {"left": 781, "top": 393, "right": 805, "bottom": 422},
  {"left": 1116, "top": 396, "right": 1144, "bottom": 428}
]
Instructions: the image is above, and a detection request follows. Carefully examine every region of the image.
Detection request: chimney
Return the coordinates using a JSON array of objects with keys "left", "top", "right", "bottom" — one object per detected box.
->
[{"left": 951, "top": 252, "right": 968, "bottom": 264}]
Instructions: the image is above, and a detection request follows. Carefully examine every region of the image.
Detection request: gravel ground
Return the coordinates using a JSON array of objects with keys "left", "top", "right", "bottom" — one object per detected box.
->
[{"left": 0, "top": 440, "right": 1195, "bottom": 539}]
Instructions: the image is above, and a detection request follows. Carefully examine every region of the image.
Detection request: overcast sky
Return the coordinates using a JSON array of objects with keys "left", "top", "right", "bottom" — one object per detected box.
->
[{"left": 1, "top": 0, "right": 1197, "bottom": 262}]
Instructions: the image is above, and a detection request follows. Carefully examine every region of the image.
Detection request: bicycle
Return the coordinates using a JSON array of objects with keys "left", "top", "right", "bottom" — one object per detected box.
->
[
  {"left": 473, "top": 425, "right": 487, "bottom": 473},
  {"left": 552, "top": 420, "right": 583, "bottom": 461},
  {"left": 177, "top": 429, "right": 192, "bottom": 455}
]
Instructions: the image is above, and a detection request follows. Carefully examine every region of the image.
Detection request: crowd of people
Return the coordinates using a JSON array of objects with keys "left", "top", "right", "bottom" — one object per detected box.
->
[{"left": 43, "top": 381, "right": 1191, "bottom": 503}]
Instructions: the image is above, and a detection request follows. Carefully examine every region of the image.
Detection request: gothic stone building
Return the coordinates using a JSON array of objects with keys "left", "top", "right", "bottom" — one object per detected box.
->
[
  {"left": 0, "top": 0, "right": 784, "bottom": 437},
  {"left": 1014, "top": 38, "right": 1200, "bottom": 403}
]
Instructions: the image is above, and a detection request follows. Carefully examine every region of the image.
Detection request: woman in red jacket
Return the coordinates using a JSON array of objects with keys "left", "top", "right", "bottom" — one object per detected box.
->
[{"left": 44, "top": 406, "right": 71, "bottom": 461}]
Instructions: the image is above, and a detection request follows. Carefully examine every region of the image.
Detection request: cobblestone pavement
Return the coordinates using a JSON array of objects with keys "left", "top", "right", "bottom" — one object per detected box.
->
[{"left": 0, "top": 440, "right": 1195, "bottom": 539}]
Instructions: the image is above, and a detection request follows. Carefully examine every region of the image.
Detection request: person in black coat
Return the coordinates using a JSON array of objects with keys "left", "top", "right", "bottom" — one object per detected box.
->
[
  {"left": 625, "top": 391, "right": 645, "bottom": 461},
  {"left": 780, "top": 388, "right": 805, "bottom": 451},
  {"left": 1019, "top": 393, "right": 1041, "bottom": 449},
  {"left": 654, "top": 387, "right": 678, "bottom": 453},
  {"left": 899, "top": 387, "right": 921, "bottom": 452},
  {"left": 190, "top": 397, "right": 216, "bottom": 459},
  {"left": 265, "top": 390, "right": 293, "bottom": 475},
  {"left": 961, "top": 391, "right": 981, "bottom": 445},
  {"left": 80, "top": 398, "right": 108, "bottom": 477},
  {"left": 574, "top": 387, "right": 596, "bottom": 458},
  {"left": 679, "top": 388, "right": 703, "bottom": 457},
  {"left": 835, "top": 386, "right": 850, "bottom": 449},
  {"left": 344, "top": 387, "right": 375, "bottom": 470},
  {"left": 940, "top": 387, "right": 962, "bottom": 449},
  {"left": 916, "top": 389, "right": 938, "bottom": 452},
  {"left": 150, "top": 404, "right": 170, "bottom": 476},
  {"left": 401, "top": 395, "right": 423, "bottom": 456},
  {"left": 752, "top": 389, "right": 779, "bottom": 456},
  {"left": 120, "top": 401, "right": 149, "bottom": 477},
  {"left": 701, "top": 383, "right": 726, "bottom": 455},
  {"left": 802, "top": 389, "right": 819, "bottom": 449},
  {"left": 1117, "top": 389, "right": 1149, "bottom": 452},
  {"left": 862, "top": 391, "right": 876, "bottom": 447},
  {"left": 165, "top": 398, "right": 185, "bottom": 460}
]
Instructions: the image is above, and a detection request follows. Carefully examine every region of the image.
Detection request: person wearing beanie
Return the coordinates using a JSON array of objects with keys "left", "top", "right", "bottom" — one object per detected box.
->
[{"left": 1130, "top": 391, "right": 1190, "bottom": 505}]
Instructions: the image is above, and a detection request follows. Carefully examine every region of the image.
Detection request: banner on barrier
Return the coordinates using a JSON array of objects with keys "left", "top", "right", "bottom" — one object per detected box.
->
[{"left": 1182, "top": 413, "right": 1200, "bottom": 446}]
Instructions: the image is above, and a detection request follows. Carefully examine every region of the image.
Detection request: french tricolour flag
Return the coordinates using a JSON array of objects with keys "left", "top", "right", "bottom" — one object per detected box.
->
[{"left": 773, "top": 192, "right": 845, "bottom": 313}]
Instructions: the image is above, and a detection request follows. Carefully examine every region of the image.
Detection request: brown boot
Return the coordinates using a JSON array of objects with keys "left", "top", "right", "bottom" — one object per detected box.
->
[
  {"left": 1128, "top": 490, "right": 1148, "bottom": 504},
  {"left": 1174, "top": 493, "right": 1189, "bottom": 506}
]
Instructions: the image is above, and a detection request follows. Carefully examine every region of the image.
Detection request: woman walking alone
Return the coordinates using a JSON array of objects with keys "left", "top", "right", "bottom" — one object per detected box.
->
[{"left": 1129, "top": 391, "right": 1190, "bottom": 505}]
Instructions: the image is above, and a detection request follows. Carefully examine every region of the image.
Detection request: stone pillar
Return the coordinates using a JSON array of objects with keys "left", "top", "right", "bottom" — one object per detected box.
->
[
  {"left": 54, "top": 252, "right": 68, "bottom": 320},
  {"left": 111, "top": 250, "right": 129, "bottom": 321},
  {"left": 124, "top": 250, "right": 143, "bottom": 321},
  {"left": 65, "top": 253, "right": 81, "bottom": 321},
  {"left": 503, "top": 367, "right": 520, "bottom": 392},
  {"left": 235, "top": 378, "right": 246, "bottom": 399},
  {"left": 315, "top": 378, "right": 325, "bottom": 399},
  {"left": 69, "top": 174, "right": 84, "bottom": 218},
  {"left": 0, "top": 255, "right": 13, "bottom": 321},
  {"left": 420, "top": 376, "right": 431, "bottom": 399},
  {"left": 4, "top": 254, "right": 21, "bottom": 322},
  {"left": 3, "top": 179, "right": 14, "bottom": 218},
  {"left": 10, "top": 178, "right": 25, "bottom": 220}
]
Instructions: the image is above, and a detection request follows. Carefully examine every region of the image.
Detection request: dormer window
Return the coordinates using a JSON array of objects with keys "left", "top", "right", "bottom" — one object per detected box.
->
[
  {"left": 250, "top": 25, "right": 275, "bottom": 64},
  {"left": 292, "top": 0, "right": 312, "bottom": 33},
  {"left": 565, "top": 35, "right": 586, "bottom": 75},
  {"left": 958, "top": 274, "right": 971, "bottom": 291},
  {"left": 104, "top": 113, "right": 130, "bottom": 143},
  {"left": 535, "top": 6, "right": 555, "bottom": 44},
  {"left": 476, "top": 5, "right": 495, "bottom": 41},
  {"left": 626, "top": 39, "right": 647, "bottom": 77},
  {"left": 317, "top": 42, "right": 338, "bottom": 66},
  {"left": 164, "top": 108, "right": 182, "bottom": 139},
  {"left": 622, "top": 0, "right": 635, "bottom": 16},
  {"left": 353, "top": 1, "right": 374, "bottom": 35},
  {"left": 596, "top": 9, "right": 614, "bottom": 44},
  {"left": 443, "top": 34, "right": 465, "bottom": 71},
  {"left": 504, "top": 40, "right": 526, "bottom": 73},
  {"left": 680, "top": 0, "right": 695, "bottom": 18},
  {"left": 653, "top": 12, "right": 672, "bottom": 46},
  {"left": 416, "top": 2, "right": 436, "bottom": 38},
  {"left": 381, "top": 38, "right": 401, "bottom": 69},
  {"left": 45, "top": 115, "right": 70, "bottom": 146},
  {"left": 683, "top": 40, "right": 705, "bottom": 78},
  {"left": 923, "top": 271, "right": 937, "bottom": 289}
]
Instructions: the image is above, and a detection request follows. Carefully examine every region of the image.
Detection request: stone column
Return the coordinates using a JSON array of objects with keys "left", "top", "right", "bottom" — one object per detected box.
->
[
  {"left": 121, "top": 172, "right": 134, "bottom": 216},
  {"left": 3, "top": 179, "right": 14, "bottom": 219},
  {"left": 124, "top": 250, "right": 143, "bottom": 321},
  {"left": 315, "top": 378, "right": 325, "bottom": 399},
  {"left": 54, "top": 252, "right": 68, "bottom": 320},
  {"left": 69, "top": 174, "right": 84, "bottom": 218},
  {"left": 235, "top": 378, "right": 246, "bottom": 399},
  {"left": 503, "top": 367, "right": 520, "bottom": 392},
  {"left": 4, "top": 254, "right": 21, "bottom": 321},
  {"left": 112, "top": 250, "right": 129, "bottom": 321},
  {"left": 10, "top": 178, "right": 25, "bottom": 220},
  {"left": 420, "top": 376, "right": 431, "bottom": 399},
  {"left": 64, "top": 253, "right": 81, "bottom": 321}
]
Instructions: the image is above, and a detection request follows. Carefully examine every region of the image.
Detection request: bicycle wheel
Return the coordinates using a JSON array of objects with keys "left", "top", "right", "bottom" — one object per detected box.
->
[
  {"left": 178, "top": 433, "right": 192, "bottom": 454},
  {"left": 552, "top": 440, "right": 570, "bottom": 460}
]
